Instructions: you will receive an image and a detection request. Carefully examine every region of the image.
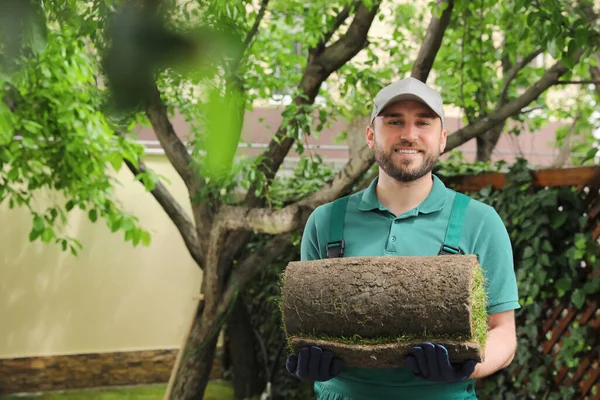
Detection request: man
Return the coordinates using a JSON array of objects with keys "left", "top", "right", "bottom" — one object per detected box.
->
[{"left": 285, "top": 77, "right": 520, "bottom": 399}]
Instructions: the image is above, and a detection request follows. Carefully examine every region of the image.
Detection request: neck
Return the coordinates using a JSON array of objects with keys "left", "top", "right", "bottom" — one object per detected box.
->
[{"left": 376, "top": 170, "right": 434, "bottom": 217}]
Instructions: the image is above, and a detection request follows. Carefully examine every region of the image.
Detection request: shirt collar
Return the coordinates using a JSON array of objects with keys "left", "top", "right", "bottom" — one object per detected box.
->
[{"left": 358, "top": 174, "right": 448, "bottom": 214}]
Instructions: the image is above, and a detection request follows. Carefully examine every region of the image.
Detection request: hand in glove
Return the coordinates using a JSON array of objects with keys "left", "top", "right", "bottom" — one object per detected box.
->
[
  {"left": 285, "top": 346, "right": 344, "bottom": 382},
  {"left": 404, "top": 342, "right": 477, "bottom": 382}
]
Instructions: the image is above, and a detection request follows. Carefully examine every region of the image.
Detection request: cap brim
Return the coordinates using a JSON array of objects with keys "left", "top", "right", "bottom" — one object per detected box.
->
[{"left": 375, "top": 93, "right": 435, "bottom": 118}]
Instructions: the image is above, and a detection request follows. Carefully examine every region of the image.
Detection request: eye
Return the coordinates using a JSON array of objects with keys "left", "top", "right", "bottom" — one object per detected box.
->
[
  {"left": 388, "top": 119, "right": 404, "bottom": 126},
  {"left": 417, "top": 121, "right": 430, "bottom": 126}
]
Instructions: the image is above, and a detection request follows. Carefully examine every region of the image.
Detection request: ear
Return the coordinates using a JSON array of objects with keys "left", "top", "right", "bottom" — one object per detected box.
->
[
  {"left": 439, "top": 128, "right": 447, "bottom": 154},
  {"left": 366, "top": 123, "right": 375, "bottom": 150}
]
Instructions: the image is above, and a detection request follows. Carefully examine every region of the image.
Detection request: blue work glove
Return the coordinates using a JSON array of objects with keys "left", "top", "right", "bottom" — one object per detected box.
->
[
  {"left": 404, "top": 342, "right": 477, "bottom": 382},
  {"left": 285, "top": 346, "right": 344, "bottom": 381}
]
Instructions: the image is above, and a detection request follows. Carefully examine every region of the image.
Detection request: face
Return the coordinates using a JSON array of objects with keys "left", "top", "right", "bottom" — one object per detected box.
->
[{"left": 366, "top": 100, "right": 447, "bottom": 182}]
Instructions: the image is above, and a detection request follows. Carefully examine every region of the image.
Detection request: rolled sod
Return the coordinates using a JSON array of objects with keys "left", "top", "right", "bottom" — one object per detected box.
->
[{"left": 280, "top": 255, "right": 487, "bottom": 368}]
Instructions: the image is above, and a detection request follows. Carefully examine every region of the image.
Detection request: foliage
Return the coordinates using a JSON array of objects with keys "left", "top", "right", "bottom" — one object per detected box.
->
[
  {"left": 2, "top": 0, "right": 598, "bottom": 249},
  {"left": 455, "top": 160, "right": 600, "bottom": 399},
  {"left": 434, "top": 150, "right": 511, "bottom": 177},
  {"left": 0, "top": 22, "right": 150, "bottom": 254},
  {"left": 433, "top": 0, "right": 599, "bottom": 129}
]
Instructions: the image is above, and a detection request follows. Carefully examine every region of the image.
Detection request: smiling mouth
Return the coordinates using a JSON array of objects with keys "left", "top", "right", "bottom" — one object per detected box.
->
[{"left": 394, "top": 149, "right": 421, "bottom": 154}]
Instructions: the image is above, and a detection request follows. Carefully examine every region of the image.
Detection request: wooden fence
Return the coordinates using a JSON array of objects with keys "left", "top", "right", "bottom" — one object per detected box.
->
[{"left": 448, "top": 166, "right": 600, "bottom": 400}]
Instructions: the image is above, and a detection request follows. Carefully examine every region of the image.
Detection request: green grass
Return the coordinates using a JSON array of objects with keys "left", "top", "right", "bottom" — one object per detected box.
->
[
  {"left": 1, "top": 381, "right": 234, "bottom": 400},
  {"left": 471, "top": 263, "right": 489, "bottom": 350},
  {"left": 294, "top": 332, "right": 474, "bottom": 346}
]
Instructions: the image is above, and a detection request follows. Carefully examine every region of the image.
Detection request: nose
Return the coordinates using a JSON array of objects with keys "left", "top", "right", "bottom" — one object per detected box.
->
[{"left": 399, "top": 122, "right": 419, "bottom": 141}]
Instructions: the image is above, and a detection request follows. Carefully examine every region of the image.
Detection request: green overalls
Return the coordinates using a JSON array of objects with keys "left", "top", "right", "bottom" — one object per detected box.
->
[{"left": 299, "top": 175, "right": 520, "bottom": 400}]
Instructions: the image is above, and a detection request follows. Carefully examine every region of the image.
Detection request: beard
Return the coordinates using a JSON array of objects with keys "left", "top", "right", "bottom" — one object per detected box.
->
[{"left": 374, "top": 138, "right": 439, "bottom": 182}]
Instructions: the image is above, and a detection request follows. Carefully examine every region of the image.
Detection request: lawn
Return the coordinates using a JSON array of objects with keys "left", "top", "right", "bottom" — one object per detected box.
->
[{"left": 1, "top": 381, "right": 234, "bottom": 400}]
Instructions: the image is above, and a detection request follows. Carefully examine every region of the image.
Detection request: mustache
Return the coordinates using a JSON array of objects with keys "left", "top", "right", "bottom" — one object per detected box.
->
[{"left": 391, "top": 141, "right": 425, "bottom": 152}]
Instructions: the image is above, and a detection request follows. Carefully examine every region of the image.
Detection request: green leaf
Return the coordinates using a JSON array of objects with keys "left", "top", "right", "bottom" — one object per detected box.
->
[
  {"left": 583, "top": 281, "right": 598, "bottom": 294},
  {"left": 88, "top": 209, "right": 97, "bottom": 222},
  {"left": 141, "top": 231, "right": 151, "bottom": 246},
  {"left": 548, "top": 38, "right": 559, "bottom": 59},
  {"left": 131, "top": 229, "right": 141, "bottom": 246},
  {"left": 33, "top": 215, "right": 44, "bottom": 232},
  {"left": 7, "top": 167, "right": 19, "bottom": 181},
  {"left": 571, "top": 289, "right": 585, "bottom": 309},
  {"left": 522, "top": 246, "right": 534, "bottom": 259},
  {"left": 574, "top": 234, "right": 587, "bottom": 250},
  {"left": 0, "top": 101, "right": 15, "bottom": 145},
  {"left": 575, "top": 29, "right": 588, "bottom": 48},
  {"left": 41, "top": 227, "right": 54, "bottom": 243},
  {"left": 581, "top": 147, "right": 598, "bottom": 163},
  {"left": 555, "top": 277, "right": 572, "bottom": 292},
  {"left": 551, "top": 212, "right": 568, "bottom": 229},
  {"left": 108, "top": 152, "right": 124, "bottom": 172},
  {"left": 542, "top": 240, "right": 553, "bottom": 252},
  {"left": 29, "top": 229, "right": 40, "bottom": 242},
  {"left": 526, "top": 12, "right": 537, "bottom": 27}
]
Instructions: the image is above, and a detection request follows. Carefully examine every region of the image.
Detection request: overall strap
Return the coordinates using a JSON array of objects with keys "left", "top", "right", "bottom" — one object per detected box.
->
[
  {"left": 439, "top": 192, "right": 471, "bottom": 255},
  {"left": 326, "top": 196, "right": 349, "bottom": 258}
]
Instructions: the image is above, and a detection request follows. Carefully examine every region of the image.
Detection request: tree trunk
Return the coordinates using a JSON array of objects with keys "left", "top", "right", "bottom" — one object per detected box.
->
[
  {"left": 167, "top": 303, "right": 220, "bottom": 400},
  {"left": 226, "top": 296, "right": 265, "bottom": 400},
  {"left": 475, "top": 123, "right": 505, "bottom": 162}
]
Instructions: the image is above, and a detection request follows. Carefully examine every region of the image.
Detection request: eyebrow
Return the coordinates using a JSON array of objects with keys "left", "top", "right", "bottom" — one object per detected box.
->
[{"left": 382, "top": 112, "right": 436, "bottom": 119}]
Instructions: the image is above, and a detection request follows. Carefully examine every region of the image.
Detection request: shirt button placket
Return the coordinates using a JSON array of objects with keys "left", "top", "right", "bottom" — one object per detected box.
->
[{"left": 389, "top": 218, "right": 400, "bottom": 251}]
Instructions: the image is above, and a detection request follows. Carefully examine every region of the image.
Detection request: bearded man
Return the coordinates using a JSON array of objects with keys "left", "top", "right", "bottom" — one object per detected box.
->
[{"left": 284, "top": 77, "right": 520, "bottom": 400}]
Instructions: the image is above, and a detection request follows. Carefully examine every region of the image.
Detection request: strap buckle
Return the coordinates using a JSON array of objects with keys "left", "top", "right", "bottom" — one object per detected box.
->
[
  {"left": 439, "top": 243, "right": 463, "bottom": 255},
  {"left": 326, "top": 240, "right": 345, "bottom": 258}
]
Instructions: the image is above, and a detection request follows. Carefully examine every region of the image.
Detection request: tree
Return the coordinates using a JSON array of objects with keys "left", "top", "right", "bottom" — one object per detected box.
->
[{"left": 1, "top": 0, "right": 599, "bottom": 399}]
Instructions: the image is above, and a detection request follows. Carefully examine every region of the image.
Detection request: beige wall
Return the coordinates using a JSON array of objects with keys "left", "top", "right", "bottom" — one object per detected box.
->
[{"left": 0, "top": 155, "right": 202, "bottom": 358}]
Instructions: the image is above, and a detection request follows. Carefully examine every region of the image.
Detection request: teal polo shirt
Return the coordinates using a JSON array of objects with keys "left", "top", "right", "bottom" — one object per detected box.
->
[{"left": 300, "top": 174, "right": 520, "bottom": 400}]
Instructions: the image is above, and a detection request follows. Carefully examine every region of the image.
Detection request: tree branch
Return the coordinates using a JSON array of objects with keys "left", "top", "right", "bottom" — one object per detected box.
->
[
  {"left": 446, "top": 52, "right": 582, "bottom": 151},
  {"left": 499, "top": 48, "right": 543, "bottom": 103},
  {"left": 410, "top": 0, "right": 455, "bottom": 82},
  {"left": 589, "top": 55, "right": 600, "bottom": 98},
  {"left": 225, "top": 142, "right": 376, "bottom": 235},
  {"left": 219, "top": 205, "right": 308, "bottom": 234},
  {"left": 556, "top": 79, "right": 600, "bottom": 84},
  {"left": 244, "top": 0, "right": 381, "bottom": 207},
  {"left": 315, "top": 1, "right": 382, "bottom": 73},
  {"left": 519, "top": 106, "right": 544, "bottom": 114},
  {"left": 124, "top": 158, "right": 204, "bottom": 266},
  {"left": 216, "top": 233, "right": 294, "bottom": 319},
  {"left": 313, "top": 2, "right": 357, "bottom": 55},
  {"left": 146, "top": 83, "right": 202, "bottom": 195},
  {"left": 242, "top": 0, "right": 269, "bottom": 51},
  {"left": 2, "top": 81, "right": 22, "bottom": 112},
  {"left": 229, "top": 0, "right": 270, "bottom": 73},
  {"left": 300, "top": 141, "right": 374, "bottom": 207}
]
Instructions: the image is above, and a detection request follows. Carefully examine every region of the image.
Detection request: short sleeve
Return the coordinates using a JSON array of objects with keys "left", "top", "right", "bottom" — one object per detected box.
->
[
  {"left": 301, "top": 208, "right": 324, "bottom": 261},
  {"left": 474, "top": 207, "right": 521, "bottom": 315}
]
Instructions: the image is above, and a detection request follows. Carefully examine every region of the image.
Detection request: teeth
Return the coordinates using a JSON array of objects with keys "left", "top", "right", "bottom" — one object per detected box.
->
[{"left": 395, "top": 149, "right": 418, "bottom": 154}]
